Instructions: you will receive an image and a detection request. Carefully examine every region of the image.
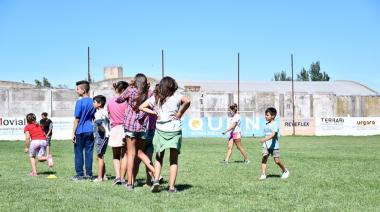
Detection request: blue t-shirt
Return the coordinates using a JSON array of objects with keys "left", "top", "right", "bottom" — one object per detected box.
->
[
  {"left": 263, "top": 121, "right": 280, "bottom": 149},
  {"left": 74, "top": 97, "right": 96, "bottom": 134}
]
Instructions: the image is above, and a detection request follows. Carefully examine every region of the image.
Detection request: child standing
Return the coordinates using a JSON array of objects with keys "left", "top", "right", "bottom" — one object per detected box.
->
[
  {"left": 93, "top": 95, "right": 110, "bottom": 182},
  {"left": 259, "top": 107, "right": 289, "bottom": 180},
  {"left": 39, "top": 112, "right": 53, "bottom": 158},
  {"left": 107, "top": 81, "right": 128, "bottom": 185},
  {"left": 221, "top": 103, "right": 249, "bottom": 164},
  {"left": 139, "top": 76, "right": 191, "bottom": 193},
  {"left": 24, "top": 113, "right": 53, "bottom": 176},
  {"left": 116, "top": 73, "right": 156, "bottom": 190},
  {"left": 72, "top": 80, "right": 96, "bottom": 181}
]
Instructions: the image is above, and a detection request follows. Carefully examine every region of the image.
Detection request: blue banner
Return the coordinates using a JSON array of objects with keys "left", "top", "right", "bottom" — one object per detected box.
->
[{"left": 181, "top": 116, "right": 277, "bottom": 137}]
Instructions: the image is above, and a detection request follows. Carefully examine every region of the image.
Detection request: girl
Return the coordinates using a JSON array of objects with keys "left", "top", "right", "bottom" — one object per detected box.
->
[
  {"left": 221, "top": 103, "right": 250, "bottom": 164},
  {"left": 24, "top": 113, "right": 53, "bottom": 176},
  {"left": 116, "top": 73, "right": 155, "bottom": 190},
  {"left": 139, "top": 76, "right": 191, "bottom": 193},
  {"left": 107, "top": 81, "right": 128, "bottom": 185}
]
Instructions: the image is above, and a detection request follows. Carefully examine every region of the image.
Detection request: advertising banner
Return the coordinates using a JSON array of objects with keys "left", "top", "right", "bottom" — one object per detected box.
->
[
  {"left": 315, "top": 117, "right": 380, "bottom": 136},
  {"left": 0, "top": 117, "right": 73, "bottom": 140}
]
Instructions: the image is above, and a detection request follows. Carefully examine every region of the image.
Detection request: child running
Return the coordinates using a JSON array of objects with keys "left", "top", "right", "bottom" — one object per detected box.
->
[
  {"left": 259, "top": 107, "right": 289, "bottom": 180},
  {"left": 116, "top": 73, "right": 156, "bottom": 191},
  {"left": 220, "top": 103, "right": 249, "bottom": 164},
  {"left": 24, "top": 113, "right": 53, "bottom": 176},
  {"left": 107, "top": 81, "right": 128, "bottom": 185},
  {"left": 139, "top": 76, "right": 191, "bottom": 193},
  {"left": 93, "top": 95, "right": 110, "bottom": 182}
]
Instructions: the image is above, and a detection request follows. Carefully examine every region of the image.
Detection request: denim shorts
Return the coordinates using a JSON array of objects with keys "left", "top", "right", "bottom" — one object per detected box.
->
[{"left": 124, "top": 131, "right": 146, "bottom": 140}]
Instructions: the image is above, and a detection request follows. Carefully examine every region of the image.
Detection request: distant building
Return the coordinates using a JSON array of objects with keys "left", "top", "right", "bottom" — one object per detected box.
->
[{"left": 104, "top": 66, "right": 123, "bottom": 80}]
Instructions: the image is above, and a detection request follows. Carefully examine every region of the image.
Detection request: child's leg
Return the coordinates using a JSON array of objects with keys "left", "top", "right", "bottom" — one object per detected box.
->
[
  {"left": 154, "top": 151, "right": 165, "bottom": 181},
  {"left": 169, "top": 148, "right": 179, "bottom": 190},
  {"left": 112, "top": 147, "right": 122, "bottom": 179},
  {"left": 30, "top": 157, "right": 37, "bottom": 174},
  {"left": 261, "top": 155, "right": 269, "bottom": 175},
  {"left": 224, "top": 139, "right": 234, "bottom": 161},
  {"left": 126, "top": 137, "right": 136, "bottom": 185},
  {"left": 136, "top": 138, "right": 155, "bottom": 174},
  {"left": 97, "top": 154, "right": 104, "bottom": 180},
  {"left": 74, "top": 134, "right": 85, "bottom": 176},
  {"left": 274, "top": 157, "right": 286, "bottom": 172},
  {"left": 145, "top": 149, "right": 153, "bottom": 184},
  {"left": 84, "top": 133, "right": 95, "bottom": 177},
  {"left": 133, "top": 157, "right": 141, "bottom": 181},
  {"left": 120, "top": 145, "right": 128, "bottom": 181},
  {"left": 234, "top": 139, "right": 249, "bottom": 161}
]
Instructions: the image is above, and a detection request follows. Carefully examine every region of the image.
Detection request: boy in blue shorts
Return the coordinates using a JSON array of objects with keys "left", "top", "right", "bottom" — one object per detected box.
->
[
  {"left": 71, "top": 80, "right": 96, "bottom": 180},
  {"left": 259, "top": 107, "right": 289, "bottom": 180}
]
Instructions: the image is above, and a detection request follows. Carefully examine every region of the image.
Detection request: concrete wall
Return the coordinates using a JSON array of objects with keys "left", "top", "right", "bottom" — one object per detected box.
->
[{"left": 1, "top": 87, "right": 379, "bottom": 118}]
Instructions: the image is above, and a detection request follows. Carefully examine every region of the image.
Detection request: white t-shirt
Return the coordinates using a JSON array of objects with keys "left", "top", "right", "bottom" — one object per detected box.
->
[
  {"left": 146, "top": 92, "right": 183, "bottom": 132},
  {"left": 95, "top": 108, "right": 110, "bottom": 137},
  {"left": 229, "top": 113, "right": 241, "bottom": 133}
]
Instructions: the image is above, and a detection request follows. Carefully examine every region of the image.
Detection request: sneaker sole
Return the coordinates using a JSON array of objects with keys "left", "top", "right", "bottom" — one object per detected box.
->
[{"left": 151, "top": 184, "right": 160, "bottom": 193}]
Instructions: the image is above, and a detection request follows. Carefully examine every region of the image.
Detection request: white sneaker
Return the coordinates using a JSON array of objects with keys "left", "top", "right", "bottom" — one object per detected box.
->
[
  {"left": 259, "top": 174, "right": 267, "bottom": 180},
  {"left": 281, "top": 169, "right": 289, "bottom": 179}
]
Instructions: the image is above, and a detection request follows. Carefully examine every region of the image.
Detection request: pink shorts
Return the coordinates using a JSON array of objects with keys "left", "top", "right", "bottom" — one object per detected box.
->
[
  {"left": 29, "top": 140, "right": 47, "bottom": 157},
  {"left": 229, "top": 132, "right": 242, "bottom": 140}
]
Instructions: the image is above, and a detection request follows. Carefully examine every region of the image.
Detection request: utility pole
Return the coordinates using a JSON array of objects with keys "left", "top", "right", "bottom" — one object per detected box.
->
[
  {"left": 88, "top": 46, "right": 91, "bottom": 82},
  {"left": 291, "top": 54, "right": 295, "bottom": 136}
]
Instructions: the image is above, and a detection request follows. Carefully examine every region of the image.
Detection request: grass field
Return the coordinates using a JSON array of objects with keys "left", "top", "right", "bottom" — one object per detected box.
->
[{"left": 1, "top": 136, "right": 379, "bottom": 211}]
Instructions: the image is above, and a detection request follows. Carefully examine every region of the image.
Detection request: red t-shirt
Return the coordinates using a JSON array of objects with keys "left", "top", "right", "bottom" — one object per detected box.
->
[{"left": 24, "top": 123, "right": 46, "bottom": 140}]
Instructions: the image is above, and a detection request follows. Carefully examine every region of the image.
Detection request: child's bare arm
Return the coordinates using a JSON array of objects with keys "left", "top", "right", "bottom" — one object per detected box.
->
[
  {"left": 72, "top": 118, "right": 79, "bottom": 143},
  {"left": 24, "top": 132, "right": 31, "bottom": 153},
  {"left": 260, "top": 130, "right": 276, "bottom": 143},
  {"left": 174, "top": 96, "right": 191, "bottom": 119},
  {"left": 139, "top": 101, "right": 157, "bottom": 115},
  {"left": 222, "top": 122, "right": 237, "bottom": 134}
]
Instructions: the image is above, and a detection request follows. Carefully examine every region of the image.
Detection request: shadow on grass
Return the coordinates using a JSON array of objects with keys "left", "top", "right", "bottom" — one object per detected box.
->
[
  {"left": 266, "top": 174, "right": 281, "bottom": 178},
  {"left": 38, "top": 171, "right": 57, "bottom": 175}
]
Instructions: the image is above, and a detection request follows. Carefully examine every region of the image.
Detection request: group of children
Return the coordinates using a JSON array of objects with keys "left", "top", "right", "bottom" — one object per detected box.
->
[
  {"left": 221, "top": 105, "right": 289, "bottom": 180},
  {"left": 69, "top": 74, "right": 190, "bottom": 192},
  {"left": 24, "top": 73, "right": 289, "bottom": 191}
]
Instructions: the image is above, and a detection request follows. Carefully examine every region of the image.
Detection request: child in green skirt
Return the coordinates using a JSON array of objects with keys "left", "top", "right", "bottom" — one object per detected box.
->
[{"left": 139, "top": 76, "right": 191, "bottom": 193}]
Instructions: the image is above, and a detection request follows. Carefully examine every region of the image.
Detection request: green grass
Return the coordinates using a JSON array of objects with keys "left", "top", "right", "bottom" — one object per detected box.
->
[{"left": 1, "top": 136, "right": 380, "bottom": 211}]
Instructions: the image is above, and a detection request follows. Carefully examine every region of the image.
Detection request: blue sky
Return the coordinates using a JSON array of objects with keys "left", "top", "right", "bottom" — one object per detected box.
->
[{"left": 1, "top": 0, "right": 379, "bottom": 91}]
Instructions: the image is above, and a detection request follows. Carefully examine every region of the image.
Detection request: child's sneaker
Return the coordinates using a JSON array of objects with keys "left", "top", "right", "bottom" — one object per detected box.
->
[
  {"left": 220, "top": 160, "right": 228, "bottom": 165},
  {"left": 125, "top": 184, "right": 134, "bottom": 191},
  {"left": 168, "top": 187, "right": 178, "bottom": 193},
  {"left": 243, "top": 160, "right": 250, "bottom": 164},
  {"left": 93, "top": 178, "right": 103, "bottom": 182},
  {"left": 28, "top": 171, "right": 37, "bottom": 177},
  {"left": 281, "top": 169, "right": 289, "bottom": 179},
  {"left": 151, "top": 180, "right": 160, "bottom": 193},
  {"left": 113, "top": 177, "right": 122, "bottom": 185},
  {"left": 259, "top": 174, "right": 267, "bottom": 180},
  {"left": 47, "top": 155, "right": 54, "bottom": 168},
  {"left": 103, "top": 175, "right": 108, "bottom": 181}
]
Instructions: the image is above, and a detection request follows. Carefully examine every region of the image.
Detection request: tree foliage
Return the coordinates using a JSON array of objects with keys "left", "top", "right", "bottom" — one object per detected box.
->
[{"left": 273, "top": 70, "right": 291, "bottom": 81}]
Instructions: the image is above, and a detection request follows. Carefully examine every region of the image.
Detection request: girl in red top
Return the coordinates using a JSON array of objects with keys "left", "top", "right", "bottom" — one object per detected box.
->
[{"left": 24, "top": 113, "right": 53, "bottom": 176}]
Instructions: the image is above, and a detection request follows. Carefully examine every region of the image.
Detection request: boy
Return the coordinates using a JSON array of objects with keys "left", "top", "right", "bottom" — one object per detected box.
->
[
  {"left": 259, "top": 107, "right": 289, "bottom": 180},
  {"left": 40, "top": 112, "right": 53, "bottom": 156},
  {"left": 92, "top": 95, "right": 110, "bottom": 182},
  {"left": 72, "top": 80, "right": 96, "bottom": 180}
]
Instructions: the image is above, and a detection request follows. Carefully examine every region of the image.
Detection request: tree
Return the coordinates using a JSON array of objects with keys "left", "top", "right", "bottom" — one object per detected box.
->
[
  {"left": 309, "top": 61, "right": 330, "bottom": 81},
  {"left": 273, "top": 70, "right": 291, "bottom": 81},
  {"left": 34, "top": 79, "right": 42, "bottom": 88},
  {"left": 297, "top": 67, "right": 309, "bottom": 81},
  {"left": 42, "top": 77, "right": 52, "bottom": 88},
  {"left": 57, "top": 84, "right": 69, "bottom": 89}
]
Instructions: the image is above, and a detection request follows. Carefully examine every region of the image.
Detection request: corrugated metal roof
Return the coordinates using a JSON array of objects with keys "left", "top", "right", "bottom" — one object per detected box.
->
[{"left": 178, "top": 80, "right": 379, "bottom": 96}]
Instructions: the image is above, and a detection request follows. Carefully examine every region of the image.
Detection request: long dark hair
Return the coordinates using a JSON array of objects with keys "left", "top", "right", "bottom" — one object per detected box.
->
[
  {"left": 155, "top": 76, "right": 178, "bottom": 107},
  {"left": 134, "top": 73, "right": 149, "bottom": 110},
  {"left": 113, "top": 81, "right": 128, "bottom": 94},
  {"left": 26, "top": 113, "right": 37, "bottom": 124}
]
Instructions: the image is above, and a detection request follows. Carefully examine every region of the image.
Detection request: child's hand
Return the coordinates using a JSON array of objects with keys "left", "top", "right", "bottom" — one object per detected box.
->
[
  {"left": 72, "top": 135, "right": 76, "bottom": 144},
  {"left": 260, "top": 138, "right": 266, "bottom": 143},
  {"left": 172, "top": 112, "right": 182, "bottom": 120},
  {"left": 24, "top": 148, "right": 29, "bottom": 154}
]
